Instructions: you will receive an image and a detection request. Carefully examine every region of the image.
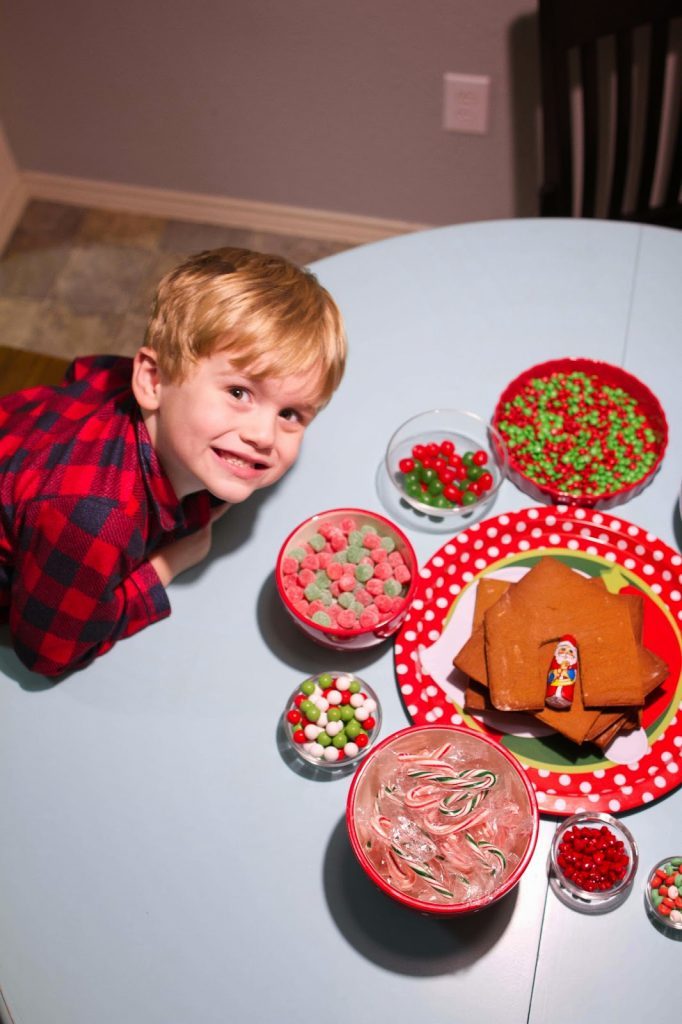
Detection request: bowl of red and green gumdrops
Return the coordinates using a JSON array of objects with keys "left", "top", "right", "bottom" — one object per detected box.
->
[
  {"left": 385, "top": 409, "right": 508, "bottom": 523},
  {"left": 276, "top": 507, "right": 419, "bottom": 651}
]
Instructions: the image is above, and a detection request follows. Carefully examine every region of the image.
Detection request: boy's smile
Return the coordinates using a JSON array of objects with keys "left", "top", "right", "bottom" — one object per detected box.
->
[{"left": 136, "top": 348, "right": 321, "bottom": 502}]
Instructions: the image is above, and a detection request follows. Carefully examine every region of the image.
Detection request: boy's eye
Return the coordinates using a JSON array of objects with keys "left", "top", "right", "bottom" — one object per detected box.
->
[
  {"left": 279, "top": 408, "right": 301, "bottom": 423},
  {"left": 228, "top": 386, "right": 249, "bottom": 400}
]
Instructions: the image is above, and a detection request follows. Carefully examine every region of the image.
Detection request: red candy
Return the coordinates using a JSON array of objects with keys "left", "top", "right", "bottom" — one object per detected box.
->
[
  {"left": 398, "top": 436, "right": 493, "bottom": 510},
  {"left": 556, "top": 825, "right": 629, "bottom": 892}
]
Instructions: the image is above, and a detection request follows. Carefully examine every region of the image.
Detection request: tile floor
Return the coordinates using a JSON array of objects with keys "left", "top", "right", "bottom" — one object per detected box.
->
[{"left": 0, "top": 200, "right": 353, "bottom": 361}]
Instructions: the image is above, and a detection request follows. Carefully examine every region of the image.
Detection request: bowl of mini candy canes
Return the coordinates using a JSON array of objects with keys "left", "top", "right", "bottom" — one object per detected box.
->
[
  {"left": 346, "top": 725, "right": 539, "bottom": 915},
  {"left": 644, "top": 856, "right": 682, "bottom": 938},
  {"left": 492, "top": 357, "right": 668, "bottom": 509},
  {"left": 276, "top": 507, "right": 419, "bottom": 651},
  {"left": 384, "top": 409, "right": 508, "bottom": 525},
  {"left": 547, "top": 812, "right": 638, "bottom": 914},
  {"left": 283, "top": 671, "right": 382, "bottom": 770}
]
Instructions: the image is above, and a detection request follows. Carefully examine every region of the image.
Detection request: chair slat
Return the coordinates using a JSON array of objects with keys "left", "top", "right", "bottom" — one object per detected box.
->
[
  {"left": 580, "top": 41, "right": 600, "bottom": 216},
  {"left": 635, "top": 19, "right": 668, "bottom": 216},
  {"left": 608, "top": 30, "right": 634, "bottom": 219}
]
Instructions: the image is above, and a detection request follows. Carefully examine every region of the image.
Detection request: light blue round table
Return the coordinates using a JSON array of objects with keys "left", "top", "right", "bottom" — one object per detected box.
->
[{"left": 1, "top": 219, "right": 680, "bottom": 1024}]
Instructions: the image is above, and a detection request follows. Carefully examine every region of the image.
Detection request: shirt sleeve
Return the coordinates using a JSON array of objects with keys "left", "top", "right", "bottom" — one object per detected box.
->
[{"left": 9, "top": 496, "right": 171, "bottom": 677}]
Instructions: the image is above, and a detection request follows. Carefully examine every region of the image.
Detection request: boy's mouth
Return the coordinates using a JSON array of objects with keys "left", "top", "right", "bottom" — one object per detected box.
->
[{"left": 212, "top": 448, "right": 269, "bottom": 473}]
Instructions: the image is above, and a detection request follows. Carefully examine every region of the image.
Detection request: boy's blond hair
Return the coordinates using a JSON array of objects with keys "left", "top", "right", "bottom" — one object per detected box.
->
[{"left": 144, "top": 247, "right": 346, "bottom": 406}]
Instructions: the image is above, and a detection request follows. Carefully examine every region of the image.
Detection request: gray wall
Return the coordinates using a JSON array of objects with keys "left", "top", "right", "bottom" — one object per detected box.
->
[{"left": 0, "top": 0, "right": 541, "bottom": 226}]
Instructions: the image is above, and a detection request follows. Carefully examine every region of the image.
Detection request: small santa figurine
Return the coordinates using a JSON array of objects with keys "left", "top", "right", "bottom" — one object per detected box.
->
[{"left": 545, "top": 635, "right": 579, "bottom": 710}]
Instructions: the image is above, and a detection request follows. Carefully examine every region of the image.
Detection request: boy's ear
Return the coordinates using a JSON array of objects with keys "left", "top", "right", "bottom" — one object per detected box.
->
[{"left": 132, "top": 347, "right": 162, "bottom": 410}]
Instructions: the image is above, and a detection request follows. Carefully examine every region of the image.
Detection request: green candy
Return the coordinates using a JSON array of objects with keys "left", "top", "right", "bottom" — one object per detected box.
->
[
  {"left": 318, "top": 673, "right": 334, "bottom": 689},
  {"left": 308, "top": 533, "right": 326, "bottom": 552},
  {"left": 311, "top": 611, "right": 332, "bottom": 626},
  {"left": 346, "top": 546, "right": 363, "bottom": 564},
  {"left": 316, "top": 731, "right": 332, "bottom": 747},
  {"left": 461, "top": 491, "right": 478, "bottom": 506},
  {"left": 332, "top": 731, "right": 348, "bottom": 749},
  {"left": 355, "top": 563, "right": 374, "bottom": 583},
  {"left": 339, "top": 705, "right": 354, "bottom": 722},
  {"left": 338, "top": 592, "right": 354, "bottom": 609},
  {"left": 300, "top": 680, "right": 316, "bottom": 696},
  {"left": 304, "top": 704, "right": 320, "bottom": 723},
  {"left": 304, "top": 583, "right": 323, "bottom": 602},
  {"left": 327, "top": 707, "right": 342, "bottom": 722},
  {"left": 348, "top": 679, "right": 361, "bottom": 694},
  {"left": 348, "top": 530, "right": 364, "bottom": 547},
  {"left": 380, "top": 536, "right": 396, "bottom": 552},
  {"left": 345, "top": 719, "right": 362, "bottom": 739},
  {"left": 383, "top": 578, "right": 402, "bottom": 597},
  {"left": 287, "top": 546, "right": 307, "bottom": 563}
]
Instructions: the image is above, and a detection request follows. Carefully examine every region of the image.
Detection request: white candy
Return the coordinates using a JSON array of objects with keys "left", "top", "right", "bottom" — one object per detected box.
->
[
  {"left": 323, "top": 746, "right": 340, "bottom": 762},
  {"left": 317, "top": 712, "right": 328, "bottom": 727},
  {"left": 308, "top": 742, "right": 325, "bottom": 758},
  {"left": 670, "top": 909, "right": 682, "bottom": 924},
  {"left": 344, "top": 742, "right": 359, "bottom": 757},
  {"left": 325, "top": 721, "right": 343, "bottom": 737},
  {"left": 354, "top": 707, "right": 369, "bottom": 722},
  {"left": 335, "top": 674, "right": 352, "bottom": 691},
  {"left": 304, "top": 724, "right": 322, "bottom": 740},
  {"left": 312, "top": 684, "right": 322, "bottom": 697},
  {"left": 349, "top": 694, "right": 364, "bottom": 708},
  {"left": 326, "top": 690, "right": 342, "bottom": 705},
  {"left": 668, "top": 885, "right": 679, "bottom": 899},
  {"left": 316, "top": 697, "right": 329, "bottom": 712},
  {"left": 363, "top": 698, "right": 377, "bottom": 713}
]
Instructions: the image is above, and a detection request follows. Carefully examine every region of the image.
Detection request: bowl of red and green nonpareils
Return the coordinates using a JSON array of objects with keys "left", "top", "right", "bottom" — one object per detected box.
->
[
  {"left": 385, "top": 409, "right": 508, "bottom": 526},
  {"left": 283, "top": 671, "right": 382, "bottom": 770},
  {"left": 492, "top": 358, "right": 668, "bottom": 509},
  {"left": 276, "top": 508, "right": 418, "bottom": 651}
]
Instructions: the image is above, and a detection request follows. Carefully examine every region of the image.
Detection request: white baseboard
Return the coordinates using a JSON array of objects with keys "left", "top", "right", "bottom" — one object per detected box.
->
[
  {"left": 22, "top": 171, "right": 429, "bottom": 245},
  {"left": 0, "top": 174, "right": 28, "bottom": 253}
]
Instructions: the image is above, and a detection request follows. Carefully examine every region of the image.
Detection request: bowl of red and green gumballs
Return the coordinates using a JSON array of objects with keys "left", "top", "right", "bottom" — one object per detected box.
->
[
  {"left": 284, "top": 671, "right": 382, "bottom": 770},
  {"left": 385, "top": 409, "right": 508, "bottom": 525}
]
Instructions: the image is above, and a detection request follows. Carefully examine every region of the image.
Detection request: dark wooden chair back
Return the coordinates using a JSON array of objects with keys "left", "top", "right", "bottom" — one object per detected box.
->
[
  {"left": 0, "top": 345, "right": 70, "bottom": 399},
  {"left": 538, "top": 0, "right": 682, "bottom": 226}
]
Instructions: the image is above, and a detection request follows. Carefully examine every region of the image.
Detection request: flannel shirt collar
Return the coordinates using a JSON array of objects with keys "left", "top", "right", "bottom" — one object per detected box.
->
[{"left": 134, "top": 410, "right": 188, "bottom": 533}]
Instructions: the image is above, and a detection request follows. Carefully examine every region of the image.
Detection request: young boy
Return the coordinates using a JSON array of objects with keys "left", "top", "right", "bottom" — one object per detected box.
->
[{"left": 0, "top": 247, "right": 346, "bottom": 677}]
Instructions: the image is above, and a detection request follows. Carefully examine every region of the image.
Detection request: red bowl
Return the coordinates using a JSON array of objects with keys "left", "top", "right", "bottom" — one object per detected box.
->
[
  {"left": 492, "top": 357, "right": 668, "bottom": 510},
  {"left": 275, "top": 507, "right": 419, "bottom": 651},
  {"left": 346, "top": 725, "right": 539, "bottom": 915}
]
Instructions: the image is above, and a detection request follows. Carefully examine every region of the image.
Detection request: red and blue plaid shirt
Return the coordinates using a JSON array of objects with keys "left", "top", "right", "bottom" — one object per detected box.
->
[{"left": 0, "top": 355, "right": 214, "bottom": 677}]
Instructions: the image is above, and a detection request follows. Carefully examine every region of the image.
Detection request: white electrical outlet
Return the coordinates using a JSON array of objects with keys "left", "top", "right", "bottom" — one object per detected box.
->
[{"left": 443, "top": 73, "right": 491, "bottom": 134}]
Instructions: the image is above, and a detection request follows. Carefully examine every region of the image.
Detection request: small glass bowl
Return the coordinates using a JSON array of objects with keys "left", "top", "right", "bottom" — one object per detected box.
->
[
  {"left": 548, "top": 812, "right": 638, "bottom": 914},
  {"left": 283, "top": 671, "right": 382, "bottom": 772},
  {"left": 384, "top": 409, "right": 508, "bottom": 528},
  {"left": 643, "top": 856, "right": 682, "bottom": 940}
]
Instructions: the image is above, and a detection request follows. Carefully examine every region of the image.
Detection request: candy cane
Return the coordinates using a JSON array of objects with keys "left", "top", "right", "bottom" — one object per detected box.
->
[
  {"left": 403, "top": 784, "right": 443, "bottom": 809},
  {"left": 439, "top": 788, "right": 488, "bottom": 818},
  {"left": 464, "top": 831, "right": 507, "bottom": 873},
  {"left": 397, "top": 744, "right": 453, "bottom": 763},
  {"left": 390, "top": 844, "right": 455, "bottom": 901}
]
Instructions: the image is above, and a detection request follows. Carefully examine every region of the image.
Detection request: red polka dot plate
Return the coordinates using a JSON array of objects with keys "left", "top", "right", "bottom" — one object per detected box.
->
[{"left": 394, "top": 506, "right": 682, "bottom": 817}]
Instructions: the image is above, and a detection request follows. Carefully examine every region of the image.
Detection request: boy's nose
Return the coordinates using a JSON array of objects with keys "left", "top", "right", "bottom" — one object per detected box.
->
[{"left": 241, "top": 410, "right": 276, "bottom": 451}]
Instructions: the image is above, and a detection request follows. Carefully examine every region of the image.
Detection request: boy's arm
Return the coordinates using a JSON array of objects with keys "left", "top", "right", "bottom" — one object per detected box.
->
[{"left": 9, "top": 497, "right": 172, "bottom": 678}]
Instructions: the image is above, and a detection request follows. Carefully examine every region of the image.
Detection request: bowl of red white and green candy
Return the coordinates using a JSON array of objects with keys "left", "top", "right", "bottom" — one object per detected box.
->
[
  {"left": 276, "top": 507, "right": 418, "bottom": 650},
  {"left": 385, "top": 409, "right": 508, "bottom": 524},
  {"left": 492, "top": 358, "right": 668, "bottom": 509},
  {"left": 284, "top": 671, "right": 382, "bottom": 769}
]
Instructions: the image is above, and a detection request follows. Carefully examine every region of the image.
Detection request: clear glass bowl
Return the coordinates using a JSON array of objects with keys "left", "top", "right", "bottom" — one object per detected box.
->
[
  {"left": 283, "top": 671, "right": 382, "bottom": 772},
  {"left": 548, "top": 812, "right": 638, "bottom": 914},
  {"left": 643, "top": 856, "right": 682, "bottom": 939},
  {"left": 384, "top": 409, "right": 508, "bottom": 528}
]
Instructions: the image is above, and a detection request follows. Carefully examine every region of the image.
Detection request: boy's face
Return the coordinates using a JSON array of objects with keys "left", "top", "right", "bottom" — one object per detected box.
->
[{"left": 137, "top": 348, "right": 322, "bottom": 502}]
